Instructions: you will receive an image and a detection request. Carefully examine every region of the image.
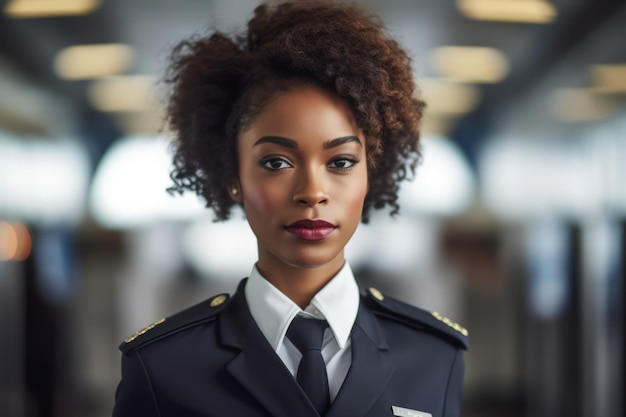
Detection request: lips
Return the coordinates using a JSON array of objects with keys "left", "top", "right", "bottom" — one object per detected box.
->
[{"left": 285, "top": 219, "right": 337, "bottom": 241}]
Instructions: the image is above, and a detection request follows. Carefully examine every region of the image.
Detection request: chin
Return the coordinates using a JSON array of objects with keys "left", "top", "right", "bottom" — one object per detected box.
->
[{"left": 283, "top": 248, "right": 344, "bottom": 270}]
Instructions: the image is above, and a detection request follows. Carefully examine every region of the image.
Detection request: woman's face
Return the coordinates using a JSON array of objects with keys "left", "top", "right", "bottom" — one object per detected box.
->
[{"left": 233, "top": 86, "right": 368, "bottom": 275}]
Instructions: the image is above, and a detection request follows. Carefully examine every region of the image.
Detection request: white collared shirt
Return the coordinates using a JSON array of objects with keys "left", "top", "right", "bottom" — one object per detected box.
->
[{"left": 244, "top": 262, "right": 360, "bottom": 401}]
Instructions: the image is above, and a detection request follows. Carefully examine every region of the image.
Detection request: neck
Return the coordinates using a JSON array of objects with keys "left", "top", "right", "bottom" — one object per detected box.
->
[{"left": 256, "top": 255, "right": 345, "bottom": 309}]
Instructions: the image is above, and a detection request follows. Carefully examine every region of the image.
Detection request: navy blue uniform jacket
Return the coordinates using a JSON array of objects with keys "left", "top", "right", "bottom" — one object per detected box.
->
[{"left": 113, "top": 279, "right": 468, "bottom": 417}]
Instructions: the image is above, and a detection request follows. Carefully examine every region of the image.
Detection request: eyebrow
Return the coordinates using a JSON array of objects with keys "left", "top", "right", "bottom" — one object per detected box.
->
[
  {"left": 324, "top": 136, "right": 362, "bottom": 149},
  {"left": 253, "top": 136, "right": 297, "bottom": 149},
  {"left": 253, "top": 135, "right": 362, "bottom": 149}
]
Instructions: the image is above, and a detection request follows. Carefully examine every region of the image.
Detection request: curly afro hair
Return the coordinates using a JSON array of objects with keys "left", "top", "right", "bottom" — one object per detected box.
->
[{"left": 165, "top": 0, "right": 424, "bottom": 223}]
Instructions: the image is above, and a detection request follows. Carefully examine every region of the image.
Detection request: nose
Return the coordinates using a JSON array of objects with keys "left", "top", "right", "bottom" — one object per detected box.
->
[{"left": 292, "top": 167, "right": 329, "bottom": 207}]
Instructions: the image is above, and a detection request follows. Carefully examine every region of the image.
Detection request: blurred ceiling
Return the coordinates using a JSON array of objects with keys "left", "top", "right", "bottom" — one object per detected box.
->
[{"left": 0, "top": 0, "right": 625, "bottom": 166}]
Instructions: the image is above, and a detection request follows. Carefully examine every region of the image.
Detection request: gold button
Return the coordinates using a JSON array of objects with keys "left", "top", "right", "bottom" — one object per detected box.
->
[
  {"left": 369, "top": 287, "right": 384, "bottom": 301},
  {"left": 210, "top": 294, "right": 227, "bottom": 307}
]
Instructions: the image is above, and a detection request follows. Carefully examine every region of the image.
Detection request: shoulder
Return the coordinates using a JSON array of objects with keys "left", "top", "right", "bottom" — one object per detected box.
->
[
  {"left": 119, "top": 292, "right": 232, "bottom": 355},
  {"left": 362, "top": 287, "right": 468, "bottom": 350}
]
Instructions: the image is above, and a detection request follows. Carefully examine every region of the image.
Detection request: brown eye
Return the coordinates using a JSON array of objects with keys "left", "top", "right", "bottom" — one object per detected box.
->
[
  {"left": 329, "top": 158, "right": 358, "bottom": 170},
  {"left": 260, "top": 157, "right": 292, "bottom": 171}
]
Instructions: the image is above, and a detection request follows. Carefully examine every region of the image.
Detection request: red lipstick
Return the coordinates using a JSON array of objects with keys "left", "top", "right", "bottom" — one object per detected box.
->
[{"left": 285, "top": 219, "right": 337, "bottom": 241}]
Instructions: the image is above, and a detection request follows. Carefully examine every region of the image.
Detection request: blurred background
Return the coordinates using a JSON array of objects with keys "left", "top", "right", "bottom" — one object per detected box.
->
[{"left": 0, "top": 0, "right": 624, "bottom": 416}]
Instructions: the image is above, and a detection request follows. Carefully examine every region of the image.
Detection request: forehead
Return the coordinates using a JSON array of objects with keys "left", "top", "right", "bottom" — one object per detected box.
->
[{"left": 238, "top": 87, "right": 361, "bottom": 145}]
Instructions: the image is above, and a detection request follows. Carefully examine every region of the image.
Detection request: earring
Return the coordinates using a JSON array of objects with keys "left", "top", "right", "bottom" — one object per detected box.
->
[{"left": 231, "top": 188, "right": 238, "bottom": 195}]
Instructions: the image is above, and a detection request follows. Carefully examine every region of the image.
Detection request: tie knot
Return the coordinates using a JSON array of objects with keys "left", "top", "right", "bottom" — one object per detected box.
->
[{"left": 287, "top": 317, "right": 328, "bottom": 353}]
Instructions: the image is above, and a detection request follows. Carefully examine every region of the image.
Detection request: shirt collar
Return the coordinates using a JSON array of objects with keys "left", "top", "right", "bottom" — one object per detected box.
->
[{"left": 245, "top": 262, "right": 360, "bottom": 352}]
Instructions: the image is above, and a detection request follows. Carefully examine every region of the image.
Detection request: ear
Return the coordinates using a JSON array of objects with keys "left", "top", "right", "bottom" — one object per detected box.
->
[{"left": 227, "top": 180, "right": 243, "bottom": 204}]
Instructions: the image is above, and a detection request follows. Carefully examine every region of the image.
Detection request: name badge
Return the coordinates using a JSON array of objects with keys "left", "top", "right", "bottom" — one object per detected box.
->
[{"left": 392, "top": 406, "right": 433, "bottom": 417}]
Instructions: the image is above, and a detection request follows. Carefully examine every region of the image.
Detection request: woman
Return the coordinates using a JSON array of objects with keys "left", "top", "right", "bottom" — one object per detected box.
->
[{"left": 113, "top": 1, "right": 468, "bottom": 416}]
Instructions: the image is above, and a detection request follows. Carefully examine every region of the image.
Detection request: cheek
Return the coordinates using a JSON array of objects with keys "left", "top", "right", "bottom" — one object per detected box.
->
[
  {"left": 242, "top": 181, "right": 286, "bottom": 218},
  {"left": 342, "top": 176, "right": 369, "bottom": 215}
]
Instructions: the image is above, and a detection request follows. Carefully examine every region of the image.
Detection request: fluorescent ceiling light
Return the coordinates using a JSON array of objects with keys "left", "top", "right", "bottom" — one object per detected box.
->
[
  {"left": 54, "top": 44, "right": 134, "bottom": 80},
  {"left": 87, "top": 75, "right": 156, "bottom": 112},
  {"left": 591, "top": 64, "right": 626, "bottom": 94},
  {"left": 114, "top": 106, "right": 167, "bottom": 135},
  {"left": 430, "top": 46, "right": 509, "bottom": 83},
  {"left": 480, "top": 129, "right": 626, "bottom": 219},
  {"left": 5, "top": 0, "right": 99, "bottom": 18},
  {"left": 399, "top": 136, "right": 476, "bottom": 216},
  {"left": 549, "top": 88, "right": 615, "bottom": 122},
  {"left": 419, "top": 78, "right": 481, "bottom": 116},
  {"left": 89, "top": 136, "right": 206, "bottom": 229},
  {"left": 0, "top": 137, "right": 90, "bottom": 226},
  {"left": 346, "top": 214, "right": 439, "bottom": 273},
  {"left": 457, "top": 0, "right": 557, "bottom": 23},
  {"left": 181, "top": 216, "right": 257, "bottom": 279},
  {"left": 421, "top": 115, "right": 454, "bottom": 136}
]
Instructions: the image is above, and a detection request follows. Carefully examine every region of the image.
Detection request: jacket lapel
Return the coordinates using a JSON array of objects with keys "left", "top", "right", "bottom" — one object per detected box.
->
[
  {"left": 219, "top": 280, "right": 318, "bottom": 417},
  {"left": 326, "top": 302, "right": 395, "bottom": 417}
]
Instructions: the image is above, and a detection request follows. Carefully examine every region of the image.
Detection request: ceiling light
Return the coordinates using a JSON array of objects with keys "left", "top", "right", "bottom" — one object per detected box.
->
[
  {"left": 399, "top": 136, "right": 476, "bottom": 216},
  {"left": 591, "top": 64, "right": 626, "bottom": 94},
  {"left": 181, "top": 216, "right": 257, "bottom": 280},
  {"left": 481, "top": 130, "right": 626, "bottom": 219},
  {"left": 0, "top": 137, "right": 90, "bottom": 226},
  {"left": 419, "top": 78, "right": 481, "bottom": 116},
  {"left": 54, "top": 44, "right": 134, "bottom": 80},
  {"left": 89, "top": 135, "right": 206, "bottom": 229},
  {"left": 344, "top": 215, "right": 439, "bottom": 273},
  {"left": 421, "top": 115, "right": 454, "bottom": 136},
  {"left": 5, "top": 0, "right": 99, "bottom": 18},
  {"left": 549, "top": 88, "right": 615, "bottom": 122},
  {"left": 87, "top": 75, "right": 156, "bottom": 113},
  {"left": 430, "top": 46, "right": 509, "bottom": 83},
  {"left": 114, "top": 112, "right": 165, "bottom": 135},
  {"left": 457, "top": 0, "right": 557, "bottom": 24}
]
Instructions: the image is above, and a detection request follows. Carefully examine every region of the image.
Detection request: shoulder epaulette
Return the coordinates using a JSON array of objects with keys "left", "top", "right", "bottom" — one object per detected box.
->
[
  {"left": 119, "top": 293, "right": 231, "bottom": 354},
  {"left": 364, "top": 287, "right": 468, "bottom": 350}
]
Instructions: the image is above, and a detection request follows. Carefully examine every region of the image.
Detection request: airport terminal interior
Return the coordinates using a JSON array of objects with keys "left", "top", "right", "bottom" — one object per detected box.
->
[{"left": 0, "top": 0, "right": 625, "bottom": 416}]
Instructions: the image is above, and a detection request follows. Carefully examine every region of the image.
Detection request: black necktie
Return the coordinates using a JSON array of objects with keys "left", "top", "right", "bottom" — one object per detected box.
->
[{"left": 286, "top": 317, "right": 330, "bottom": 416}]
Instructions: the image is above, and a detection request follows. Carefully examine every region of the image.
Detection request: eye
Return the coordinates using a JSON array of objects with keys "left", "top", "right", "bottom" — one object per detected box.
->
[
  {"left": 260, "top": 157, "right": 292, "bottom": 171},
  {"left": 329, "top": 157, "right": 358, "bottom": 170}
]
